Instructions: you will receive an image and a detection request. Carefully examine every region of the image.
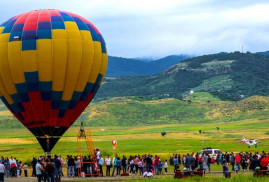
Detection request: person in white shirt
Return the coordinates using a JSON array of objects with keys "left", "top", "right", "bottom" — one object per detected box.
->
[
  {"left": 9, "top": 157, "right": 17, "bottom": 167},
  {"left": 9, "top": 157, "right": 17, "bottom": 176},
  {"left": 0, "top": 161, "right": 5, "bottom": 182},
  {"left": 164, "top": 160, "right": 168, "bottom": 174},
  {"left": 36, "top": 160, "right": 43, "bottom": 182},
  {"left": 96, "top": 149, "right": 101, "bottom": 161},
  {"left": 105, "top": 155, "right": 111, "bottom": 176}
]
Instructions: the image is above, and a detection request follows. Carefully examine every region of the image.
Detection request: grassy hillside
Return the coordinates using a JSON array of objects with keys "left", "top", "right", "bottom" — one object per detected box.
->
[
  {"left": 2, "top": 92, "right": 269, "bottom": 128},
  {"left": 81, "top": 93, "right": 269, "bottom": 127},
  {"left": 98, "top": 52, "right": 269, "bottom": 100}
]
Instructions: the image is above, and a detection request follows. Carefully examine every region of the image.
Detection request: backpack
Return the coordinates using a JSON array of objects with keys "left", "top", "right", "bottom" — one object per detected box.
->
[
  {"left": 113, "top": 158, "right": 117, "bottom": 165},
  {"left": 116, "top": 160, "right": 121, "bottom": 167}
]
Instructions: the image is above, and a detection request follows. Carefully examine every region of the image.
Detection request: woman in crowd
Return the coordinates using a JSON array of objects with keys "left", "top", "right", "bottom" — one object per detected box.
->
[
  {"left": 4, "top": 157, "right": 10, "bottom": 178},
  {"left": 116, "top": 157, "right": 121, "bottom": 176}
]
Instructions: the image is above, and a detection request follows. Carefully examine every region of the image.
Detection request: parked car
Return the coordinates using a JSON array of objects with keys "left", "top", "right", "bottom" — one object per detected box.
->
[{"left": 198, "top": 148, "right": 221, "bottom": 159}]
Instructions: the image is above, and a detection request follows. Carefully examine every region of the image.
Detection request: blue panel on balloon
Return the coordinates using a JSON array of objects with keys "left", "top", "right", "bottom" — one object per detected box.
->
[{"left": 22, "top": 39, "right": 36, "bottom": 50}]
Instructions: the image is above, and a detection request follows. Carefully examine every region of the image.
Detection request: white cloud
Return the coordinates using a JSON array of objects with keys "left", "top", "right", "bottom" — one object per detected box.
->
[{"left": 0, "top": 0, "right": 269, "bottom": 57}]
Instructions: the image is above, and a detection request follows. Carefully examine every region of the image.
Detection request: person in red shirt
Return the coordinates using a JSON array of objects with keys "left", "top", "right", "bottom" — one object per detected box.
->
[
  {"left": 198, "top": 156, "right": 203, "bottom": 166},
  {"left": 235, "top": 153, "right": 241, "bottom": 171},
  {"left": 260, "top": 155, "right": 269, "bottom": 170}
]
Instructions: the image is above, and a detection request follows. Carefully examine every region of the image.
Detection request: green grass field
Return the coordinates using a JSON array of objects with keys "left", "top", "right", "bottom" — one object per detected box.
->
[{"left": 1, "top": 117, "right": 269, "bottom": 165}]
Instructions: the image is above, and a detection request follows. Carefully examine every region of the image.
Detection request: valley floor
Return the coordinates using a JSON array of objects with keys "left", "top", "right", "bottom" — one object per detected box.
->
[
  {"left": 1, "top": 119, "right": 269, "bottom": 181},
  {"left": 1, "top": 118, "right": 269, "bottom": 162}
]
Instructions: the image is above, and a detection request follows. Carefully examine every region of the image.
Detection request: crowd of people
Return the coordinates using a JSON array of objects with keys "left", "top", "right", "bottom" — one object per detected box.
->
[
  {"left": 0, "top": 156, "right": 28, "bottom": 178},
  {"left": 102, "top": 154, "right": 168, "bottom": 177},
  {"left": 168, "top": 151, "right": 269, "bottom": 176},
  {"left": 0, "top": 150, "right": 269, "bottom": 181}
]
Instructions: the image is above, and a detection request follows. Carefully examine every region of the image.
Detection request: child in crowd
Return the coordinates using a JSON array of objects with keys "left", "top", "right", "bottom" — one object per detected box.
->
[
  {"left": 235, "top": 165, "right": 239, "bottom": 174},
  {"left": 164, "top": 160, "right": 168, "bottom": 174},
  {"left": 158, "top": 160, "right": 163, "bottom": 175},
  {"left": 23, "top": 163, "right": 28, "bottom": 177},
  {"left": 223, "top": 162, "right": 229, "bottom": 177}
]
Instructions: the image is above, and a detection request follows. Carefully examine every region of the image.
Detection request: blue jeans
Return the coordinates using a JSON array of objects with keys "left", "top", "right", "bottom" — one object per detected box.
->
[
  {"left": 154, "top": 164, "right": 159, "bottom": 174},
  {"left": 59, "top": 167, "right": 63, "bottom": 176},
  {"left": 5, "top": 170, "right": 10, "bottom": 178},
  {"left": 68, "top": 166, "right": 75, "bottom": 177},
  {"left": 37, "top": 174, "right": 42, "bottom": 182},
  {"left": 147, "top": 164, "right": 152, "bottom": 172},
  {"left": 139, "top": 167, "right": 144, "bottom": 175},
  {"left": 54, "top": 167, "right": 60, "bottom": 178},
  {"left": 47, "top": 174, "right": 55, "bottom": 182},
  {"left": 43, "top": 171, "right": 48, "bottom": 182},
  {"left": 207, "top": 163, "right": 211, "bottom": 171},
  {"left": 112, "top": 166, "right": 117, "bottom": 176},
  {"left": 0, "top": 173, "right": 4, "bottom": 182},
  {"left": 122, "top": 165, "right": 127, "bottom": 173}
]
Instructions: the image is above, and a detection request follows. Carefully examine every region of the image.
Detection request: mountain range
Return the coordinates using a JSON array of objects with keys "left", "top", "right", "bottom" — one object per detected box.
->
[
  {"left": 97, "top": 51, "right": 269, "bottom": 101},
  {"left": 106, "top": 55, "right": 190, "bottom": 77}
]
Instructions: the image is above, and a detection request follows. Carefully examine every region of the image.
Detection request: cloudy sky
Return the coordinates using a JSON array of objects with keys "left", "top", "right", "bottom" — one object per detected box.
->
[{"left": 0, "top": 0, "right": 269, "bottom": 58}]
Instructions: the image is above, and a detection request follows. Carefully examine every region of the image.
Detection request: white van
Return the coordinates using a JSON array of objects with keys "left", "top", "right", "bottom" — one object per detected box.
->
[{"left": 198, "top": 148, "right": 221, "bottom": 159}]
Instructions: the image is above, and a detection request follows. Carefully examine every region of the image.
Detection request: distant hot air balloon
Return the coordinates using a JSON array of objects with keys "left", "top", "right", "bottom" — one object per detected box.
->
[
  {"left": 0, "top": 9, "right": 107, "bottom": 152},
  {"left": 112, "top": 139, "right": 117, "bottom": 151}
]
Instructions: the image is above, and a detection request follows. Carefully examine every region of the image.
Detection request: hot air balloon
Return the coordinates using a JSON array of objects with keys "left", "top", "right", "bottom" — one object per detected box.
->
[
  {"left": 0, "top": 9, "right": 107, "bottom": 152},
  {"left": 112, "top": 140, "right": 117, "bottom": 152}
]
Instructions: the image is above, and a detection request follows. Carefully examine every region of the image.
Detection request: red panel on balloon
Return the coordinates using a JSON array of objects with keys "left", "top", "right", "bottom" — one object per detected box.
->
[
  {"left": 50, "top": 109, "right": 59, "bottom": 126},
  {"left": 39, "top": 11, "right": 51, "bottom": 22},
  {"left": 22, "top": 101, "right": 37, "bottom": 125},
  {"left": 28, "top": 91, "right": 44, "bottom": 122},
  {"left": 15, "top": 12, "right": 31, "bottom": 24},
  {"left": 42, "top": 100, "right": 51, "bottom": 125}
]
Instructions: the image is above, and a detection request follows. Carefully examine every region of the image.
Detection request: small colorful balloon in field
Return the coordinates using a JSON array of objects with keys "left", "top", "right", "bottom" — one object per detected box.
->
[{"left": 112, "top": 139, "right": 117, "bottom": 152}]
